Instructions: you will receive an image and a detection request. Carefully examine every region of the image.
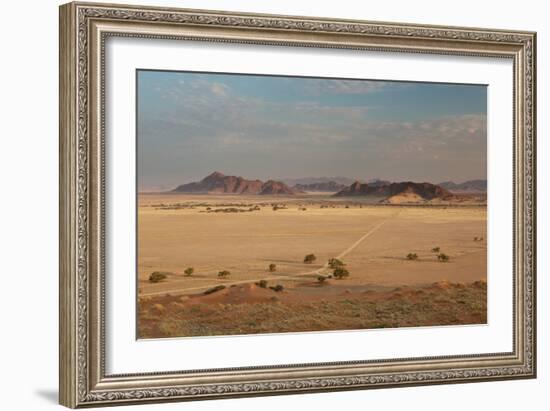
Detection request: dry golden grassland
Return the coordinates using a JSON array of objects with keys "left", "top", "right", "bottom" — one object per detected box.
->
[{"left": 137, "top": 193, "right": 487, "bottom": 338}]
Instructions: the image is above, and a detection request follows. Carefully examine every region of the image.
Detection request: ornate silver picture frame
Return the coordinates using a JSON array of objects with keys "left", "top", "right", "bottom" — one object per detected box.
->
[{"left": 59, "top": 1, "right": 536, "bottom": 408}]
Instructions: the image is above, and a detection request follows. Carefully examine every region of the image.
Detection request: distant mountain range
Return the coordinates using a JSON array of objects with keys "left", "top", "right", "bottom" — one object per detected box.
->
[
  {"left": 169, "top": 172, "right": 485, "bottom": 203},
  {"left": 292, "top": 181, "right": 346, "bottom": 192},
  {"left": 282, "top": 176, "right": 357, "bottom": 186},
  {"left": 438, "top": 180, "right": 487, "bottom": 193},
  {"left": 334, "top": 181, "right": 455, "bottom": 203},
  {"left": 172, "top": 172, "right": 299, "bottom": 195}
]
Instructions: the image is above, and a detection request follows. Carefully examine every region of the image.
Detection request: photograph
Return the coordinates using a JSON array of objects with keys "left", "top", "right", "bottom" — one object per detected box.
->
[{"left": 136, "top": 70, "right": 488, "bottom": 339}]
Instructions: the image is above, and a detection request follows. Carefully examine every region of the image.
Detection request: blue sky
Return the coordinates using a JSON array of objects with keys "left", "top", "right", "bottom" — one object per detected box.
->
[{"left": 137, "top": 70, "right": 487, "bottom": 191}]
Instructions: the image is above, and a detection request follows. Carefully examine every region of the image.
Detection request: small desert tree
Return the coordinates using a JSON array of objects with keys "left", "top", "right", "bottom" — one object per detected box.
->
[
  {"left": 333, "top": 267, "right": 350, "bottom": 279},
  {"left": 148, "top": 272, "right": 167, "bottom": 283},
  {"left": 406, "top": 253, "right": 418, "bottom": 261},
  {"left": 328, "top": 258, "right": 345, "bottom": 269},
  {"left": 256, "top": 279, "right": 268, "bottom": 288},
  {"left": 304, "top": 254, "right": 317, "bottom": 264},
  {"left": 268, "top": 263, "right": 277, "bottom": 272},
  {"left": 317, "top": 275, "right": 327, "bottom": 284},
  {"left": 218, "top": 270, "right": 231, "bottom": 278},
  {"left": 184, "top": 267, "right": 194, "bottom": 276},
  {"left": 437, "top": 253, "right": 450, "bottom": 262},
  {"left": 432, "top": 247, "right": 440, "bottom": 253}
]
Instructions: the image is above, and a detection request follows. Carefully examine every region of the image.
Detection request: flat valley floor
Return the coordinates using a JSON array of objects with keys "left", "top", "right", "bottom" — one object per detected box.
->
[{"left": 137, "top": 193, "right": 487, "bottom": 338}]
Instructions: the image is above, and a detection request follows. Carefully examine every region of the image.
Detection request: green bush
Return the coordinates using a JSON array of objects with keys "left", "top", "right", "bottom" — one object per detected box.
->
[
  {"left": 437, "top": 253, "right": 450, "bottom": 262},
  {"left": 333, "top": 267, "right": 350, "bottom": 279},
  {"left": 304, "top": 254, "right": 317, "bottom": 264},
  {"left": 406, "top": 253, "right": 418, "bottom": 261},
  {"left": 218, "top": 270, "right": 231, "bottom": 278},
  {"left": 148, "top": 272, "right": 168, "bottom": 283},
  {"left": 328, "top": 258, "right": 345, "bottom": 269},
  {"left": 268, "top": 263, "right": 277, "bottom": 272},
  {"left": 204, "top": 285, "right": 226, "bottom": 295},
  {"left": 184, "top": 267, "right": 194, "bottom": 276}
]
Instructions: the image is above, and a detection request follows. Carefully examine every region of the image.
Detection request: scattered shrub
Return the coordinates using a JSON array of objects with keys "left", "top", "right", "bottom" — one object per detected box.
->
[
  {"left": 317, "top": 275, "right": 327, "bottom": 283},
  {"left": 256, "top": 279, "right": 268, "bottom": 288},
  {"left": 432, "top": 247, "right": 440, "bottom": 253},
  {"left": 437, "top": 253, "right": 450, "bottom": 262},
  {"left": 184, "top": 267, "right": 194, "bottom": 276},
  {"left": 406, "top": 253, "right": 418, "bottom": 261},
  {"left": 204, "top": 285, "right": 226, "bottom": 295},
  {"left": 333, "top": 267, "right": 350, "bottom": 279},
  {"left": 328, "top": 258, "right": 345, "bottom": 269},
  {"left": 304, "top": 254, "right": 317, "bottom": 264},
  {"left": 269, "top": 284, "right": 284, "bottom": 292},
  {"left": 148, "top": 271, "right": 168, "bottom": 283},
  {"left": 268, "top": 263, "right": 277, "bottom": 272},
  {"left": 218, "top": 270, "right": 231, "bottom": 278}
]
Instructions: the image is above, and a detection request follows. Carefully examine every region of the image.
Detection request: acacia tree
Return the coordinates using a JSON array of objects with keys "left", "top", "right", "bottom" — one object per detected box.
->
[
  {"left": 328, "top": 258, "right": 345, "bottom": 269},
  {"left": 149, "top": 272, "right": 167, "bottom": 283},
  {"left": 304, "top": 254, "right": 317, "bottom": 264},
  {"left": 333, "top": 267, "right": 350, "bottom": 279},
  {"left": 437, "top": 253, "right": 450, "bottom": 262}
]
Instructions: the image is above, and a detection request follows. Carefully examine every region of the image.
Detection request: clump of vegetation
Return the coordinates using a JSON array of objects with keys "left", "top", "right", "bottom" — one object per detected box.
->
[
  {"left": 304, "top": 254, "right": 317, "bottom": 264},
  {"left": 184, "top": 267, "right": 194, "bottom": 276},
  {"left": 333, "top": 267, "right": 350, "bottom": 279},
  {"left": 256, "top": 279, "right": 268, "bottom": 288},
  {"left": 431, "top": 247, "right": 440, "bottom": 253},
  {"left": 328, "top": 258, "right": 345, "bottom": 269},
  {"left": 218, "top": 270, "right": 231, "bottom": 278},
  {"left": 203, "top": 285, "right": 226, "bottom": 295},
  {"left": 317, "top": 275, "right": 327, "bottom": 284},
  {"left": 437, "top": 253, "right": 450, "bottom": 262},
  {"left": 269, "top": 284, "right": 284, "bottom": 292},
  {"left": 148, "top": 271, "right": 168, "bottom": 283},
  {"left": 268, "top": 263, "right": 277, "bottom": 272},
  {"left": 406, "top": 253, "right": 418, "bottom": 261}
]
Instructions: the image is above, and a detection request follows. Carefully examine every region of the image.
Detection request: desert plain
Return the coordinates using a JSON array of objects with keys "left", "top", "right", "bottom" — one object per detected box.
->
[{"left": 137, "top": 193, "right": 487, "bottom": 338}]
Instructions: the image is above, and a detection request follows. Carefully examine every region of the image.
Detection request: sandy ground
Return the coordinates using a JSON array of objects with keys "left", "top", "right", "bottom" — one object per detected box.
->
[{"left": 138, "top": 193, "right": 487, "bottom": 297}]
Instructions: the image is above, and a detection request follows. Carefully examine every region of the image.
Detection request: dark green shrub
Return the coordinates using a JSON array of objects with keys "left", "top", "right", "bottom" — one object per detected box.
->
[
  {"left": 328, "top": 258, "right": 345, "bottom": 269},
  {"left": 268, "top": 263, "right": 277, "bottom": 272},
  {"left": 218, "top": 270, "right": 231, "bottom": 278},
  {"left": 432, "top": 247, "right": 440, "bottom": 253},
  {"left": 333, "top": 267, "right": 350, "bottom": 279},
  {"left": 184, "top": 267, "right": 194, "bottom": 276},
  {"left": 304, "top": 254, "right": 317, "bottom": 264},
  {"left": 437, "top": 253, "right": 450, "bottom": 262},
  {"left": 204, "top": 285, "right": 226, "bottom": 295},
  {"left": 256, "top": 279, "right": 268, "bottom": 288},
  {"left": 148, "top": 272, "right": 168, "bottom": 283},
  {"left": 406, "top": 253, "right": 418, "bottom": 261}
]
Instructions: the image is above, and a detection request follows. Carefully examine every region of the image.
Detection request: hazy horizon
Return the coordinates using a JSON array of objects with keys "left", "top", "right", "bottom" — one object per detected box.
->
[{"left": 137, "top": 70, "right": 487, "bottom": 191}]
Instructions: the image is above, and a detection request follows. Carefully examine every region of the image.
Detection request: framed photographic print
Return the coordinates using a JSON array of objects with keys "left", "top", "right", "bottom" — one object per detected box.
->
[{"left": 59, "top": 2, "right": 537, "bottom": 408}]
